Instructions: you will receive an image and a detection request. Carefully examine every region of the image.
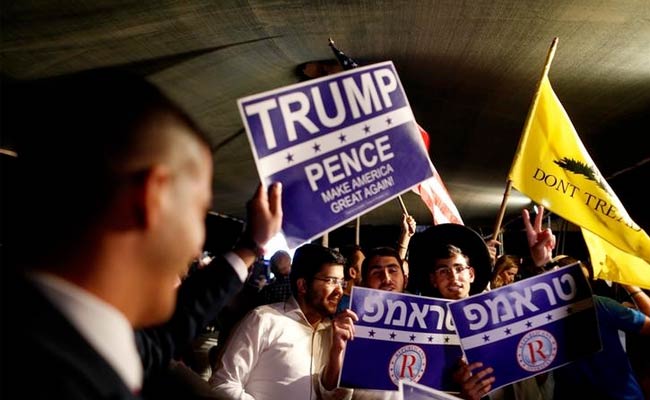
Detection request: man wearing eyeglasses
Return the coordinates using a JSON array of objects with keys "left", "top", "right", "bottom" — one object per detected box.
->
[
  {"left": 210, "top": 243, "right": 356, "bottom": 400},
  {"left": 428, "top": 244, "right": 480, "bottom": 300},
  {"left": 320, "top": 246, "right": 409, "bottom": 399},
  {"left": 407, "top": 224, "right": 494, "bottom": 399},
  {"left": 408, "top": 224, "right": 493, "bottom": 301},
  {"left": 413, "top": 217, "right": 555, "bottom": 400}
]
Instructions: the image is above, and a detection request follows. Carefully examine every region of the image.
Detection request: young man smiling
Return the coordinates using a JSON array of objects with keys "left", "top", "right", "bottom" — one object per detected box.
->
[{"left": 210, "top": 243, "right": 354, "bottom": 400}]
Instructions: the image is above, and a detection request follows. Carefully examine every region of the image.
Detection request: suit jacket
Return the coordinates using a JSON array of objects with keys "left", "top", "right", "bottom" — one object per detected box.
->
[
  {"left": 137, "top": 254, "right": 243, "bottom": 379},
  {"left": 1, "top": 271, "right": 139, "bottom": 399},
  {"left": 1, "top": 255, "right": 243, "bottom": 399}
]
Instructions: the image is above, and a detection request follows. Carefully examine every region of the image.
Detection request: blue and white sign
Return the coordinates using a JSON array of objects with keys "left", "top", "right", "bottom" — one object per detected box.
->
[
  {"left": 238, "top": 62, "right": 434, "bottom": 248},
  {"left": 448, "top": 263, "right": 600, "bottom": 393},
  {"left": 339, "top": 287, "right": 462, "bottom": 393}
]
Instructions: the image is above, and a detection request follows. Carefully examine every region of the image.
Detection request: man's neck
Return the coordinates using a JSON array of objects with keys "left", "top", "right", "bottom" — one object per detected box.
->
[{"left": 297, "top": 299, "right": 325, "bottom": 328}]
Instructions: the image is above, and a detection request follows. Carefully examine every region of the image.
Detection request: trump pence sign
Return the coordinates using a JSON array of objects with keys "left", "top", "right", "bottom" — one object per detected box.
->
[{"left": 238, "top": 61, "right": 434, "bottom": 247}]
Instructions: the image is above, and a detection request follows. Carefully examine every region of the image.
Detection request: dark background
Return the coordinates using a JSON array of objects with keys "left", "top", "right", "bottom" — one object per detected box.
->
[{"left": 2, "top": 1, "right": 648, "bottom": 248}]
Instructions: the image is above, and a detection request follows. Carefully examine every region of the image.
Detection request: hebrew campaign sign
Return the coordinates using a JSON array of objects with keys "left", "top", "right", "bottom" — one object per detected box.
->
[
  {"left": 238, "top": 61, "right": 434, "bottom": 247},
  {"left": 339, "top": 287, "right": 462, "bottom": 393},
  {"left": 448, "top": 263, "right": 600, "bottom": 393}
]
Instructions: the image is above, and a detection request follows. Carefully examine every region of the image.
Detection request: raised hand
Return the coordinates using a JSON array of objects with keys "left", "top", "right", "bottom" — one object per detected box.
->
[
  {"left": 522, "top": 205, "right": 556, "bottom": 267},
  {"left": 331, "top": 309, "right": 358, "bottom": 353},
  {"left": 485, "top": 238, "right": 501, "bottom": 266},
  {"left": 245, "top": 182, "right": 283, "bottom": 248},
  {"left": 398, "top": 213, "right": 417, "bottom": 260},
  {"left": 401, "top": 213, "right": 416, "bottom": 238},
  {"left": 321, "top": 309, "right": 358, "bottom": 390}
]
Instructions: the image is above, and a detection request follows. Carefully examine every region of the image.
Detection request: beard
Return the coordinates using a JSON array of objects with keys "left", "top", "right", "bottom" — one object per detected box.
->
[{"left": 305, "top": 290, "right": 340, "bottom": 317}]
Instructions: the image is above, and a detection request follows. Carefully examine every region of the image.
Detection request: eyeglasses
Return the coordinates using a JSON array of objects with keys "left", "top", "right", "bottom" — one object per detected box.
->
[
  {"left": 434, "top": 265, "right": 471, "bottom": 278},
  {"left": 313, "top": 276, "right": 347, "bottom": 288}
]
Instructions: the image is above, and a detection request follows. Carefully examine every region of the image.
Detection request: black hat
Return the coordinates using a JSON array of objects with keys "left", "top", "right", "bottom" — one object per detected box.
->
[{"left": 409, "top": 223, "right": 492, "bottom": 296}]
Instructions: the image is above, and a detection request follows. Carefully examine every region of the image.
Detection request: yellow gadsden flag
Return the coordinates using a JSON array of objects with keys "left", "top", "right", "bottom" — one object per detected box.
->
[{"left": 509, "top": 75, "right": 650, "bottom": 288}]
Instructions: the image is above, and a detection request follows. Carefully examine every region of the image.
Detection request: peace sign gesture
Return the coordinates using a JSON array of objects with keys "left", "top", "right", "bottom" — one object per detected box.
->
[{"left": 522, "top": 205, "right": 556, "bottom": 268}]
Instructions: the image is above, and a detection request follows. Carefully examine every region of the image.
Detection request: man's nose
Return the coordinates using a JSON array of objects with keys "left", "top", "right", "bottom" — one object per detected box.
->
[{"left": 381, "top": 269, "right": 392, "bottom": 282}]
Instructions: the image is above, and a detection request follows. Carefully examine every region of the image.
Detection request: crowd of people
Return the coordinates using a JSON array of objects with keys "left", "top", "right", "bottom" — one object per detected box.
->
[{"left": 2, "top": 68, "right": 648, "bottom": 400}]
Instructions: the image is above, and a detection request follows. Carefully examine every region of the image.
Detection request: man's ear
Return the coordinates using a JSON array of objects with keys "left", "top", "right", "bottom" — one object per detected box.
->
[
  {"left": 139, "top": 165, "right": 171, "bottom": 229},
  {"left": 349, "top": 267, "right": 358, "bottom": 279},
  {"left": 469, "top": 266, "right": 476, "bottom": 283},
  {"left": 296, "top": 277, "right": 308, "bottom": 296}
]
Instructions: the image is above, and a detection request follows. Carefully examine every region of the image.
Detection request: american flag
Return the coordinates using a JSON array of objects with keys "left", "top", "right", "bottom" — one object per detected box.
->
[
  {"left": 414, "top": 124, "right": 464, "bottom": 225},
  {"left": 328, "top": 38, "right": 359, "bottom": 69},
  {"left": 328, "top": 39, "right": 463, "bottom": 225}
]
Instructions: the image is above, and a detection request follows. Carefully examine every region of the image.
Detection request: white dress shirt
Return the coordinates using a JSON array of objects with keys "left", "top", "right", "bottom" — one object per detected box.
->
[
  {"left": 224, "top": 251, "right": 250, "bottom": 283},
  {"left": 210, "top": 296, "right": 351, "bottom": 400}
]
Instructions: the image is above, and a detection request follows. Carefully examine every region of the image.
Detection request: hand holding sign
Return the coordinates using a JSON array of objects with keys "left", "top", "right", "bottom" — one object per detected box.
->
[
  {"left": 322, "top": 309, "right": 359, "bottom": 391},
  {"left": 339, "top": 287, "right": 462, "bottom": 392},
  {"left": 454, "top": 360, "right": 495, "bottom": 400},
  {"left": 447, "top": 263, "right": 599, "bottom": 393}
]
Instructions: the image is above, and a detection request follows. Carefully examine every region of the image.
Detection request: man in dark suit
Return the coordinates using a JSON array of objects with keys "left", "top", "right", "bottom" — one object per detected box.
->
[{"left": 1, "top": 69, "right": 282, "bottom": 399}]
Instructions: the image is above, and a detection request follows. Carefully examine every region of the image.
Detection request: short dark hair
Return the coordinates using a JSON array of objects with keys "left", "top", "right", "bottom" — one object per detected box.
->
[
  {"left": 361, "top": 246, "right": 403, "bottom": 282},
  {"left": 431, "top": 244, "right": 469, "bottom": 271},
  {"left": 289, "top": 243, "right": 345, "bottom": 297},
  {"left": 269, "top": 250, "right": 291, "bottom": 275},
  {"left": 338, "top": 244, "right": 364, "bottom": 280},
  {"left": 4, "top": 68, "right": 210, "bottom": 268}
]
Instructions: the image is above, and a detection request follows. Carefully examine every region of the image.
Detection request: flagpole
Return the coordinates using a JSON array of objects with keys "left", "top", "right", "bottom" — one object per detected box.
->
[
  {"left": 492, "top": 37, "right": 559, "bottom": 240},
  {"left": 492, "top": 181, "right": 513, "bottom": 241},
  {"left": 355, "top": 217, "right": 360, "bottom": 245},
  {"left": 398, "top": 196, "right": 408, "bottom": 215}
]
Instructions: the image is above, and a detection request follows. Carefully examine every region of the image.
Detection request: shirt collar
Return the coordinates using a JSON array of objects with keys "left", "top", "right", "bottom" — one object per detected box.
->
[
  {"left": 30, "top": 272, "right": 143, "bottom": 392},
  {"left": 284, "top": 296, "right": 331, "bottom": 331}
]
